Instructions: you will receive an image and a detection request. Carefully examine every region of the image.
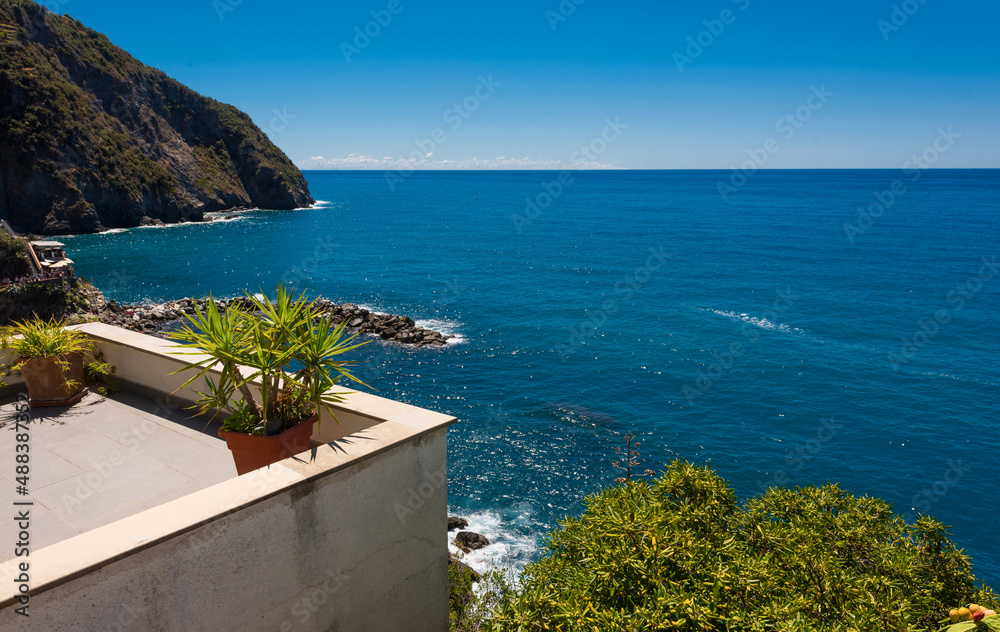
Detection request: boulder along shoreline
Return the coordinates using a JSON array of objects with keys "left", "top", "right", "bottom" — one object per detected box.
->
[{"left": 98, "top": 296, "right": 455, "bottom": 348}]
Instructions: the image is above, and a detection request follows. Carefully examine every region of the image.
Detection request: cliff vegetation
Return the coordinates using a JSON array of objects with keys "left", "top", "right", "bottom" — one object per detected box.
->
[
  {"left": 463, "top": 461, "right": 996, "bottom": 632},
  {"left": 0, "top": 0, "right": 312, "bottom": 235}
]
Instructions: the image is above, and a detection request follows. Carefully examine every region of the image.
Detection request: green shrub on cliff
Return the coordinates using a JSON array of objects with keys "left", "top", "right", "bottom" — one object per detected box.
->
[
  {"left": 0, "top": 231, "right": 29, "bottom": 263},
  {"left": 485, "top": 461, "right": 995, "bottom": 631}
]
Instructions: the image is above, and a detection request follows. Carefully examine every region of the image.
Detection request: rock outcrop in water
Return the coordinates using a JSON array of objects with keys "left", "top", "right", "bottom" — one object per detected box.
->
[
  {"left": 454, "top": 531, "right": 491, "bottom": 553},
  {"left": 0, "top": 0, "right": 313, "bottom": 235},
  {"left": 100, "top": 296, "right": 455, "bottom": 348}
]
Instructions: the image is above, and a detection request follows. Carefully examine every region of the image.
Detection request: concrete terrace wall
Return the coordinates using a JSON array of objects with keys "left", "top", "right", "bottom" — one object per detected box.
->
[
  {"left": 77, "top": 322, "right": 394, "bottom": 442},
  {"left": 0, "top": 324, "right": 456, "bottom": 631}
]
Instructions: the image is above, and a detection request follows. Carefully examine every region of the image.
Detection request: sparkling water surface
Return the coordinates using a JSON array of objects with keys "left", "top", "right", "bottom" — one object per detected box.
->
[{"left": 62, "top": 170, "right": 1000, "bottom": 583}]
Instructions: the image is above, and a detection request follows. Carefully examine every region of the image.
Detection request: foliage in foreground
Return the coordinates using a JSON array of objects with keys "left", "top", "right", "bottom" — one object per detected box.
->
[
  {"left": 0, "top": 316, "right": 92, "bottom": 389},
  {"left": 483, "top": 460, "right": 995, "bottom": 632},
  {"left": 451, "top": 563, "right": 517, "bottom": 632},
  {"left": 0, "top": 316, "right": 119, "bottom": 394},
  {"left": 169, "top": 286, "right": 369, "bottom": 435},
  {"left": 0, "top": 315, "right": 91, "bottom": 360}
]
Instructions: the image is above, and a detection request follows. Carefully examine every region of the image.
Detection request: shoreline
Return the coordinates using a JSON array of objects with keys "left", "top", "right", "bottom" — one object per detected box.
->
[
  {"left": 98, "top": 295, "right": 455, "bottom": 348},
  {"left": 15, "top": 201, "right": 322, "bottom": 238},
  {"left": 86, "top": 202, "right": 306, "bottom": 235}
]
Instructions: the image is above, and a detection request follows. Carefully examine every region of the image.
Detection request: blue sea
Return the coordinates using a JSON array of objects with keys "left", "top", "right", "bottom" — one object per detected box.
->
[{"left": 62, "top": 170, "right": 999, "bottom": 585}]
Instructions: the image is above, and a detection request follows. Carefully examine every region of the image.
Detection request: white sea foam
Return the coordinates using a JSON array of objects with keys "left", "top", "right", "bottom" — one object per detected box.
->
[
  {"left": 448, "top": 508, "right": 538, "bottom": 577},
  {"left": 62, "top": 202, "right": 322, "bottom": 239},
  {"left": 75, "top": 224, "right": 176, "bottom": 236},
  {"left": 127, "top": 220, "right": 211, "bottom": 231},
  {"left": 84, "top": 216, "right": 243, "bottom": 236},
  {"left": 920, "top": 371, "right": 997, "bottom": 387},
  {"left": 349, "top": 308, "right": 466, "bottom": 345},
  {"left": 356, "top": 303, "right": 387, "bottom": 316},
  {"left": 704, "top": 309, "right": 803, "bottom": 334},
  {"left": 416, "top": 318, "right": 467, "bottom": 344}
]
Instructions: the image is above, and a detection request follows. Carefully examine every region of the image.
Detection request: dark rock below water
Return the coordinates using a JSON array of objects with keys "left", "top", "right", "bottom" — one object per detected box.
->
[
  {"left": 454, "top": 531, "right": 490, "bottom": 553},
  {"left": 448, "top": 516, "right": 469, "bottom": 531}
]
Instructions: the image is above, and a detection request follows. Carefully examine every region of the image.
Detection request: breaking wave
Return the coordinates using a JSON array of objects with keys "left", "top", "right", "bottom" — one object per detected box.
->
[{"left": 703, "top": 308, "right": 803, "bottom": 334}]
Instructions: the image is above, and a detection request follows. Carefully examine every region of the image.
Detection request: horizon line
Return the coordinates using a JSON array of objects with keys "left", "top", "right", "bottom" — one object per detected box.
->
[{"left": 298, "top": 167, "right": 1000, "bottom": 172}]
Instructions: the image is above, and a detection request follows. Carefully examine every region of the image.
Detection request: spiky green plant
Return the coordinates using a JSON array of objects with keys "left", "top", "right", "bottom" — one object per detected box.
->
[
  {"left": 168, "top": 285, "right": 370, "bottom": 435},
  {"left": 0, "top": 316, "right": 93, "bottom": 389},
  {"left": 84, "top": 349, "right": 119, "bottom": 395}
]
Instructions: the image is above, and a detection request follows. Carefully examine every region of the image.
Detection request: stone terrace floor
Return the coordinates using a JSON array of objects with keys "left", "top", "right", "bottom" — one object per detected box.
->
[{"left": 0, "top": 390, "right": 237, "bottom": 560}]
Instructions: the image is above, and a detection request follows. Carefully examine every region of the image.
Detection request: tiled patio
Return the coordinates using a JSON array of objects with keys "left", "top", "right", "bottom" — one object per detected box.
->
[{"left": 0, "top": 390, "right": 237, "bottom": 560}]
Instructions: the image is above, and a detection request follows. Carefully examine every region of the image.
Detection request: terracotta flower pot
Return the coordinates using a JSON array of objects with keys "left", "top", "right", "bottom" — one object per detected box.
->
[
  {"left": 18, "top": 352, "right": 88, "bottom": 408},
  {"left": 218, "top": 415, "right": 318, "bottom": 476}
]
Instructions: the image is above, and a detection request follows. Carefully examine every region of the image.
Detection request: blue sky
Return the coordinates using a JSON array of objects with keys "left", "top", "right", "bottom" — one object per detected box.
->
[{"left": 47, "top": 0, "right": 999, "bottom": 169}]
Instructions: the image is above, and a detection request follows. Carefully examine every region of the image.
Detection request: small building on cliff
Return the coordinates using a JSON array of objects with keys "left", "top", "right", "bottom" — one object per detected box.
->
[{"left": 30, "top": 240, "right": 74, "bottom": 274}]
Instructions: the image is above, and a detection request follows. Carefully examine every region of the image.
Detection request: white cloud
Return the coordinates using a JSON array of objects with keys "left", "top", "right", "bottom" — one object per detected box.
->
[{"left": 295, "top": 154, "right": 618, "bottom": 170}]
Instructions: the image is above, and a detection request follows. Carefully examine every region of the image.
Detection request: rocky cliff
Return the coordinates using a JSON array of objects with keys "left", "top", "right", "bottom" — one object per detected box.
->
[{"left": 0, "top": 0, "right": 313, "bottom": 235}]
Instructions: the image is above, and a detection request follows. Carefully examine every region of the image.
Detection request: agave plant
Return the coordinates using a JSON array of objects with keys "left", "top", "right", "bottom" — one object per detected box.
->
[{"left": 169, "top": 285, "right": 370, "bottom": 436}]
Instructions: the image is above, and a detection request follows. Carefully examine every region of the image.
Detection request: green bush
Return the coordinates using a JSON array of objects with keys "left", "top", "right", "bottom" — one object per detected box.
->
[
  {"left": 452, "top": 563, "right": 517, "bottom": 632},
  {"left": 84, "top": 349, "right": 119, "bottom": 395},
  {"left": 0, "top": 232, "right": 30, "bottom": 262},
  {"left": 451, "top": 557, "right": 479, "bottom": 629},
  {"left": 486, "top": 460, "right": 995, "bottom": 631}
]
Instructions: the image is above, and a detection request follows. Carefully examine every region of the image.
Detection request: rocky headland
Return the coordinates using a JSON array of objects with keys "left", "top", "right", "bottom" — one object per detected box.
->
[{"left": 0, "top": 0, "right": 313, "bottom": 235}]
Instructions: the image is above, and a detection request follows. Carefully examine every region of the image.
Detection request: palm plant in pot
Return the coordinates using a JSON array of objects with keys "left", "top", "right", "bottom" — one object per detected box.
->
[
  {"left": 169, "top": 286, "right": 369, "bottom": 475},
  {"left": 0, "top": 316, "right": 92, "bottom": 407}
]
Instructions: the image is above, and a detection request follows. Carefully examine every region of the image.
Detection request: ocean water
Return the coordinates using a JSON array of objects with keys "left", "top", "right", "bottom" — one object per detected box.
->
[{"left": 62, "top": 170, "right": 999, "bottom": 585}]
